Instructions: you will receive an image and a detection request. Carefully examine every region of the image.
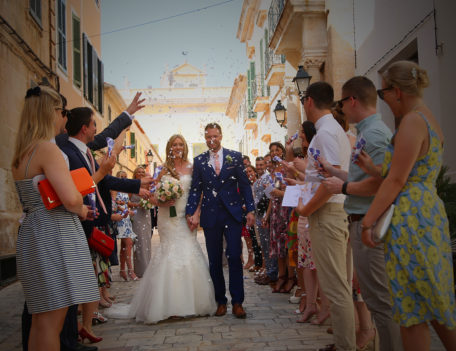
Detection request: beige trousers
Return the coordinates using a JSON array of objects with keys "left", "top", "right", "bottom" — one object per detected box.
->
[{"left": 309, "top": 202, "right": 356, "bottom": 351}]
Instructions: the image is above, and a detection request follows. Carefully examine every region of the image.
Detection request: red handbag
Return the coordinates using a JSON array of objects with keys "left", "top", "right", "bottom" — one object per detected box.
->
[
  {"left": 88, "top": 227, "right": 114, "bottom": 257},
  {"left": 37, "top": 167, "right": 96, "bottom": 210}
]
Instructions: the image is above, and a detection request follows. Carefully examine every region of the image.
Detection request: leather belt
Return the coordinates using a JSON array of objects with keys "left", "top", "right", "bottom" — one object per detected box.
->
[{"left": 347, "top": 213, "right": 364, "bottom": 223}]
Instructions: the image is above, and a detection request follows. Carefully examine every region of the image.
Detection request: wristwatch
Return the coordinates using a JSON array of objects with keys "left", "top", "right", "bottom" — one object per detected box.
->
[{"left": 342, "top": 181, "right": 349, "bottom": 195}]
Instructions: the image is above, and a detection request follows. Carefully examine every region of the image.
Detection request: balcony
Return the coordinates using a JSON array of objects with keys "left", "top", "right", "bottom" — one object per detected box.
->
[
  {"left": 244, "top": 110, "right": 257, "bottom": 130},
  {"left": 251, "top": 74, "right": 270, "bottom": 112},
  {"left": 265, "top": 48, "right": 285, "bottom": 86},
  {"left": 268, "top": 0, "right": 286, "bottom": 41}
]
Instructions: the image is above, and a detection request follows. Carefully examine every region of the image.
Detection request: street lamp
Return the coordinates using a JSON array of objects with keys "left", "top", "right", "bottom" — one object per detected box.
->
[
  {"left": 292, "top": 65, "right": 312, "bottom": 96},
  {"left": 274, "top": 100, "right": 287, "bottom": 128},
  {"left": 146, "top": 149, "right": 154, "bottom": 164}
]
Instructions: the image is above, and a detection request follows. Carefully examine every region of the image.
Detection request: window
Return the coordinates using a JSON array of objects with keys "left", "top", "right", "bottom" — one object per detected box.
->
[
  {"left": 29, "top": 0, "right": 42, "bottom": 25},
  {"left": 82, "top": 34, "right": 103, "bottom": 112},
  {"left": 130, "top": 132, "right": 136, "bottom": 158},
  {"left": 72, "top": 14, "right": 81, "bottom": 88},
  {"left": 57, "top": 0, "right": 67, "bottom": 70}
]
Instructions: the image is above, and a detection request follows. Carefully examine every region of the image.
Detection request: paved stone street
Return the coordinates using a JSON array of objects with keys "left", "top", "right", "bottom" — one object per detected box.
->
[{"left": 0, "top": 231, "right": 445, "bottom": 351}]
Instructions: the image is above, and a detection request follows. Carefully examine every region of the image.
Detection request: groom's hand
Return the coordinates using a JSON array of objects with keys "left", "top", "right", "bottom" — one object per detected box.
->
[
  {"left": 246, "top": 211, "right": 255, "bottom": 228},
  {"left": 186, "top": 214, "right": 194, "bottom": 229}
]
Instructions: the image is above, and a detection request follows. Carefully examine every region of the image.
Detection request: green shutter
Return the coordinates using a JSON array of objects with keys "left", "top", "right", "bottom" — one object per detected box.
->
[
  {"left": 72, "top": 15, "right": 81, "bottom": 87},
  {"left": 260, "top": 39, "right": 264, "bottom": 96},
  {"left": 130, "top": 132, "right": 135, "bottom": 158}
]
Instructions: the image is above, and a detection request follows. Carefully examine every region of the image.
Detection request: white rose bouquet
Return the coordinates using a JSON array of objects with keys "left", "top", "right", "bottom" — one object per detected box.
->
[
  {"left": 139, "top": 198, "right": 154, "bottom": 210},
  {"left": 156, "top": 177, "right": 183, "bottom": 217}
]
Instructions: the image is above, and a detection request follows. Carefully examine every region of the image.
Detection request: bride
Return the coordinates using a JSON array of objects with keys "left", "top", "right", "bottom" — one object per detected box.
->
[{"left": 108, "top": 134, "right": 216, "bottom": 323}]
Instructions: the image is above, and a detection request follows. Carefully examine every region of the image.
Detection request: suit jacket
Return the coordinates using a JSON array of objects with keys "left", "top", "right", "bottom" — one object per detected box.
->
[
  {"left": 55, "top": 112, "right": 132, "bottom": 151},
  {"left": 186, "top": 148, "right": 255, "bottom": 228},
  {"left": 58, "top": 139, "right": 140, "bottom": 235}
]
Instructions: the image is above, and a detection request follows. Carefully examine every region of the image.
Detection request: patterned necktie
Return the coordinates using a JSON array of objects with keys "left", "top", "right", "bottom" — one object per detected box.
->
[
  {"left": 86, "top": 149, "right": 107, "bottom": 214},
  {"left": 214, "top": 153, "right": 221, "bottom": 176}
]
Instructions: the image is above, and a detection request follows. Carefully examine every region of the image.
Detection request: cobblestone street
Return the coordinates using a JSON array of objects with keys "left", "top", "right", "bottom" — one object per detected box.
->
[{"left": 0, "top": 231, "right": 444, "bottom": 351}]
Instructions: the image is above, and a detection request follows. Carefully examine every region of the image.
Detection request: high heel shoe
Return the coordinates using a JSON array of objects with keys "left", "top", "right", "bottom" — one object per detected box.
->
[
  {"left": 280, "top": 276, "right": 297, "bottom": 293},
  {"left": 79, "top": 327, "right": 103, "bottom": 343},
  {"left": 119, "top": 269, "right": 128, "bottom": 281},
  {"left": 99, "top": 298, "right": 112, "bottom": 308},
  {"left": 128, "top": 270, "right": 139, "bottom": 281}
]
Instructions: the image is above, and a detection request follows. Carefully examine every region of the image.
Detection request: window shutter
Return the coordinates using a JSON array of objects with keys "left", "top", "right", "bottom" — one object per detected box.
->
[
  {"left": 87, "top": 41, "right": 93, "bottom": 103},
  {"left": 92, "top": 47, "right": 98, "bottom": 109},
  {"left": 98, "top": 59, "right": 104, "bottom": 113},
  {"left": 72, "top": 15, "right": 81, "bottom": 88},
  {"left": 82, "top": 33, "right": 88, "bottom": 98},
  {"left": 130, "top": 132, "right": 135, "bottom": 158}
]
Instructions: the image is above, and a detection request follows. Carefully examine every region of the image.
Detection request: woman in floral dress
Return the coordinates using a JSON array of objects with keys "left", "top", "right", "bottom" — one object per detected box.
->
[
  {"left": 113, "top": 170, "right": 137, "bottom": 281},
  {"left": 362, "top": 61, "right": 456, "bottom": 350}
]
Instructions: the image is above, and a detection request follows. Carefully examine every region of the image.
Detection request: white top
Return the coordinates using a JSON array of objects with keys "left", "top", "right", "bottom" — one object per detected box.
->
[
  {"left": 209, "top": 147, "right": 224, "bottom": 171},
  {"left": 305, "top": 114, "right": 351, "bottom": 204},
  {"left": 68, "top": 137, "right": 93, "bottom": 173}
]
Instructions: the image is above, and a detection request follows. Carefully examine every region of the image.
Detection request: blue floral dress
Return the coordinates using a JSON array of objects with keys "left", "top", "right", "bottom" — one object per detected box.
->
[
  {"left": 115, "top": 192, "right": 136, "bottom": 240},
  {"left": 382, "top": 112, "right": 456, "bottom": 328}
]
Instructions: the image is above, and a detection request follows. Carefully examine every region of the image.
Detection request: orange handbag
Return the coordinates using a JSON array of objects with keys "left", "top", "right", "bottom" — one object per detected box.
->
[
  {"left": 88, "top": 227, "right": 114, "bottom": 257},
  {"left": 37, "top": 167, "right": 96, "bottom": 210}
]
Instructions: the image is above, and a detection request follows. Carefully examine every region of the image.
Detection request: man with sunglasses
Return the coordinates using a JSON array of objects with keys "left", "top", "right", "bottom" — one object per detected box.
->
[{"left": 321, "top": 77, "right": 402, "bottom": 351}]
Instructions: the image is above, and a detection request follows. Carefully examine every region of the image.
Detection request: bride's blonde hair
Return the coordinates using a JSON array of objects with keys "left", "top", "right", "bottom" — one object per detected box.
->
[{"left": 164, "top": 134, "right": 188, "bottom": 180}]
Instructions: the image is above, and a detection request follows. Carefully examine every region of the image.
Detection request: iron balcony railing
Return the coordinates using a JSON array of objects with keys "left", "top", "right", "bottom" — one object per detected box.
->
[
  {"left": 265, "top": 48, "right": 286, "bottom": 77},
  {"left": 268, "top": 0, "right": 285, "bottom": 44}
]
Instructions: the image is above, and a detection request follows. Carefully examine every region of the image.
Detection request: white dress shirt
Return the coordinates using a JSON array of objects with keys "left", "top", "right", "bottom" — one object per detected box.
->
[
  {"left": 209, "top": 147, "right": 224, "bottom": 171},
  {"left": 305, "top": 114, "right": 351, "bottom": 204},
  {"left": 68, "top": 137, "right": 93, "bottom": 173}
]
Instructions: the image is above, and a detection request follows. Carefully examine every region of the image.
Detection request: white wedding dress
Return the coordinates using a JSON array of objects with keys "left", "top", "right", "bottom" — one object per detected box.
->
[{"left": 107, "top": 174, "right": 216, "bottom": 324}]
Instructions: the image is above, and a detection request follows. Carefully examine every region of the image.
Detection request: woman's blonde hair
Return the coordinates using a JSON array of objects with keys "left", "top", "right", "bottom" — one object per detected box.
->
[
  {"left": 382, "top": 60, "right": 429, "bottom": 97},
  {"left": 12, "top": 85, "right": 62, "bottom": 168},
  {"left": 116, "top": 170, "right": 127, "bottom": 178},
  {"left": 164, "top": 134, "right": 188, "bottom": 180},
  {"left": 133, "top": 166, "right": 146, "bottom": 179}
]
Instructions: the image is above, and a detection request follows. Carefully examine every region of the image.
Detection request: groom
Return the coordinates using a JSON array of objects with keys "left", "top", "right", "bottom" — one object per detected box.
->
[{"left": 186, "top": 123, "right": 255, "bottom": 318}]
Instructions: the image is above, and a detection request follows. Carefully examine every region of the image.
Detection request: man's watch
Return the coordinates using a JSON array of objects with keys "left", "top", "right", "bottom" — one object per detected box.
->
[{"left": 342, "top": 181, "right": 349, "bottom": 195}]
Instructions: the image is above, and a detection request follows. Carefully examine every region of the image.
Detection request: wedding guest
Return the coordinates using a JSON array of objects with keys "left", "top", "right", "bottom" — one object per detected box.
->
[
  {"left": 130, "top": 166, "right": 152, "bottom": 278},
  {"left": 12, "top": 85, "right": 99, "bottom": 351},
  {"left": 60, "top": 107, "right": 151, "bottom": 343},
  {"left": 242, "top": 155, "right": 251, "bottom": 167},
  {"left": 254, "top": 154, "right": 278, "bottom": 285},
  {"left": 243, "top": 165, "right": 263, "bottom": 271},
  {"left": 296, "top": 81, "right": 354, "bottom": 351},
  {"left": 266, "top": 142, "right": 295, "bottom": 294},
  {"left": 359, "top": 61, "right": 456, "bottom": 351},
  {"left": 321, "top": 76, "right": 401, "bottom": 351},
  {"left": 112, "top": 171, "right": 137, "bottom": 281}
]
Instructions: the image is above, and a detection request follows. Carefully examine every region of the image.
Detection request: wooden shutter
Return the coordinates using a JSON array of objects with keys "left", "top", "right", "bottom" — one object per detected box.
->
[
  {"left": 82, "top": 33, "right": 88, "bottom": 98},
  {"left": 72, "top": 15, "right": 81, "bottom": 88},
  {"left": 92, "top": 47, "right": 98, "bottom": 109},
  {"left": 130, "top": 132, "right": 135, "bottom": 158},
  {"left": 98, "top": 59, "right": 103, "bottom": 113}
]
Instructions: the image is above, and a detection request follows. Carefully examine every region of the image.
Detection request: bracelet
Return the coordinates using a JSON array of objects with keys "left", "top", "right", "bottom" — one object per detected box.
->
[
  {"left": 294, "top": 171, "right": 299, "bottom": 178},
  {"left": 342, "top": 181, "right": 349, "bottom": 195}
]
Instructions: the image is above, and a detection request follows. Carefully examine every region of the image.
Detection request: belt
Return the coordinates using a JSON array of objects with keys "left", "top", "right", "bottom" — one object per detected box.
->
[{"left": 347, "top": 213, "right": 365, "bottom": 223}]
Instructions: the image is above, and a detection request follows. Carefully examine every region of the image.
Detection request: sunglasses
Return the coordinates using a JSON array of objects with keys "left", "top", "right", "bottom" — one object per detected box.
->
[
  {"left": 336, "top": 96, "right": 353, "bottom": 109},
  {"left": 300, "top": 94, "right": 310, "bottom": 104},
  {"left": 55, "top": 107, "right": 69, "bottom": 117},
  {"left": 377, "top": 87, "right": 393, "bottom": 100}
]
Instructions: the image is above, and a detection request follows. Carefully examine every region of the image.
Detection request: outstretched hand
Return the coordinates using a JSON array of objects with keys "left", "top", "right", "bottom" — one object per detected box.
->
[
  {"left": 126, "top": 92, "right": 146, "bottom": 116},
  {"left": 355, "top": 151, "right": 382, "bottom": 177}
]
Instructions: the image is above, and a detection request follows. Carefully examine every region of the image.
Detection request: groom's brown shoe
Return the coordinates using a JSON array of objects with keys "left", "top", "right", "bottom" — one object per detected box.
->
[
  {"left": 215, "top": 304, "right": 227, "bottom": 316},
  {"left": 232, "top": 303, "right": 246, "bottom": 318}
]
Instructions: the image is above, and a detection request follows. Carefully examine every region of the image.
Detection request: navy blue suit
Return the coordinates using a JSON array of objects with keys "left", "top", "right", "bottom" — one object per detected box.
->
[{"left": 186, "top": 148, "right": 254, "bottom": 305}]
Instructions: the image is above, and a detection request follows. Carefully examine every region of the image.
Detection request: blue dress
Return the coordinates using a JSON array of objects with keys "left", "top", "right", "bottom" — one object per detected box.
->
[
  {"left": 382, "top": 112, "right": 456, "bottom": 328},
  {"left": 114, "top": 192, "right": 136, "bottom": 239}
]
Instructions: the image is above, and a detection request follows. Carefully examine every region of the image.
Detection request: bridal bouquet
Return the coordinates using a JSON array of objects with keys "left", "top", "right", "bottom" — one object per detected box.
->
[
  {"left": 156, "top": 177, "right": 183, "bottom": 217},
  {"left": 139, "top": 198, "right": 154, "bottom": 210}
]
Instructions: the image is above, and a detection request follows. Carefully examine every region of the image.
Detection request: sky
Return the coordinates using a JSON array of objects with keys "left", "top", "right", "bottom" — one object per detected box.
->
[{"left": 101, "top": 0, "right": 247, "bottom": 89}]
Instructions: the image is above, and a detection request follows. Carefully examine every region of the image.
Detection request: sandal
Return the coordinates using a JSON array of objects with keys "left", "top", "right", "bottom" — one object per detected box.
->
[
  {"left": 280, "top": 276, "right": 297, "bottom": 293},
  {"left": 272, "top": 275, "right": 287, "bottom": 293},
  {"left": 92, "top": 311, "right": 108, "bottom": 325},
  {"left": 119, "top": 270, "right": 128, "bottom": 281},
  {"left": 128, "top": 270, "right": 139, "bottom": 281}
]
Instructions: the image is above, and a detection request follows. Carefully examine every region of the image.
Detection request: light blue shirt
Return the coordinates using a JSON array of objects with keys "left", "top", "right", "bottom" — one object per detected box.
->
[{"left": 344, "top": 114, "right": 392, "bottom": 214}]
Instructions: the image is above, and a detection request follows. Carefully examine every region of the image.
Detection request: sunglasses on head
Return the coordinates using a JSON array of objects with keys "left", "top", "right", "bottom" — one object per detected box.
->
[{"left": 376, "top": 86, "right": 393, "bottom": 100}]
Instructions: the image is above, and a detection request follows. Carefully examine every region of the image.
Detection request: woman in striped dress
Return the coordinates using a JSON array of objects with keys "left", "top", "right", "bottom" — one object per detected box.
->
[{"left": 12, "top": 86, "right": 99, "bottom": 351}]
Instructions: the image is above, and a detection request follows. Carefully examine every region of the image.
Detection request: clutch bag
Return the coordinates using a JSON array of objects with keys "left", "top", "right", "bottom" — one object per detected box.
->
[
  {"left": 37, "top": 167, "right": 96, "bottom": 210},
  {"left": 88, "top": 227, "right": 114, "bottom": 257},
  {"left": 372, "top": 204, "right": 395, "bottom": 242}
]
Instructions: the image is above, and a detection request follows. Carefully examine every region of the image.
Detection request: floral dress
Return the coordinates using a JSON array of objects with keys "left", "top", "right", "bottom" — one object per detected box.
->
[
  {"left": 115, "top": 192, "right": 136, "bottom": 240},
  {"left": 382, "top": 112, "right": 456, "bottom": 328}
]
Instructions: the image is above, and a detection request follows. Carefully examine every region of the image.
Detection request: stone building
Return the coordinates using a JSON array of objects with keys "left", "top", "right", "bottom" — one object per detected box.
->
[{"left": 120, "top": 62, "right": 239, "bottom": 161}]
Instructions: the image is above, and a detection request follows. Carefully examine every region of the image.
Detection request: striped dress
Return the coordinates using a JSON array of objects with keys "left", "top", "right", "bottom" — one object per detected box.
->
[{"left": 15, "top": 178, "right": 99, "bottom": 314}]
